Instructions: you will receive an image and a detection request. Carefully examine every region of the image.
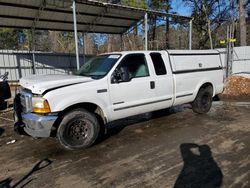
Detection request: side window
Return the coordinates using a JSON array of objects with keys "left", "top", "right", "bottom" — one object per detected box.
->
[
  {"left": 150, "top": 53, "right": 167, "bottom": 75},
  {"left": 118, "top": 54, "right": 149, "bottom": 79}
]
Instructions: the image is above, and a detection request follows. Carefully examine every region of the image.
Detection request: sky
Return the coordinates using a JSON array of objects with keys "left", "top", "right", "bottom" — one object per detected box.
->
[
  {"left": 171, "top": 0, "right": 192, "bottom": 16},
  {"left": 95, "top": 0, "right": 193, "bottom": 46}
]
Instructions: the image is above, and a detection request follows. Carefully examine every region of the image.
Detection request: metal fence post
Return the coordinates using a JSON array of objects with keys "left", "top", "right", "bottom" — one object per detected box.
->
[{"left": 32, "top": 51, "right": 36, "bottom": 74}]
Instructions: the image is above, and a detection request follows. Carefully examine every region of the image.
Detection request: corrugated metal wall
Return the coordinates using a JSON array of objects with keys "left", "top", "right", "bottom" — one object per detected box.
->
[
  {"left": 232, "top": 46, "right": 250, "bottom": 74},
  {"left": 0, "top": 50, "right": 92, "bottom": 82},
  {"left": 0, "top": 47, "right": 250, "bottom": 82}
]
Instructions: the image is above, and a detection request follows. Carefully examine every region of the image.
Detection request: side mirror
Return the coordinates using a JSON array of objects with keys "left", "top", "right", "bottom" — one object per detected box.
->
[{"left": 112, "top": 67, "right": 130, "bottom": 83}]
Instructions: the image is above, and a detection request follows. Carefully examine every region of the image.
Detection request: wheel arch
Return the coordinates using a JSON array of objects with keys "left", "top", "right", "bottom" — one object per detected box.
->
[
  {"left": 194, "top": 82, "right": 214, "bottom": 98},
  {"left": 51, "top": 102, "right": 107, "bottom": 136}
]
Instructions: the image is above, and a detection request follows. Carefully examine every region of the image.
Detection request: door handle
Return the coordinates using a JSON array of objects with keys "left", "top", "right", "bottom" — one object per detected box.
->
[{"left": 150, "top": 81, "right": 155, "bottom": 89}]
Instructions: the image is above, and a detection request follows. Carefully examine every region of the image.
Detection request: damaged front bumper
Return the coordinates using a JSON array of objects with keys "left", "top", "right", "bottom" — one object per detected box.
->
[
  {"left": 14, "top": 93, "right": 58, "bottom": 138},
  {"left": 19, "top": 113, "right": 57, "bottom": 138}
]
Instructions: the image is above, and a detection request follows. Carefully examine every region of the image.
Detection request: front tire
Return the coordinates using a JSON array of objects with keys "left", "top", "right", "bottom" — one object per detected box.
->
[
  {"left": 57, "top": 109, "right": 100, "bottom": 150},
  {"left": 192, "top": 87, "right": 213, "bottom": 114}
]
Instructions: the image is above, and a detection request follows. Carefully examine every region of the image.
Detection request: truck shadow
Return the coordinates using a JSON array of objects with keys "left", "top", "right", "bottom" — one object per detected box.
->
[
  {"left": 96, "top": 105, "right": 190, "bottom": 144},
  {"left": 0, "top": 101, "right": 8, "bottom": 111},
  {"left": 0, "top": 128, "right": 4, "bottom": 137},
  {"left": 174, "top": 143, "right": 223, "bottom": 188},
  {"left": 0, "top": 158, "right": 52, "bottom": 188}
]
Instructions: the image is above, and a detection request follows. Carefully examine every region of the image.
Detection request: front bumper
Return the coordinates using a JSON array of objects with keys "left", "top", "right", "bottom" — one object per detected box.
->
[
  {"left": 14, "top": 92, "right": 57, "bottom": 138},
  {"left": 19, "top": 113, "right": 57, "bottom": 138}
]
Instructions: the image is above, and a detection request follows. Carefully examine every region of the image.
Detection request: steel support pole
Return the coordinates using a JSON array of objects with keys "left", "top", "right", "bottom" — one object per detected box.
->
[
  {"left": 31, "top": 29, "right": 36, "bottom": 74},
  {"left": 228, "top": 25, "right": 233, "bottom": 76},
  {"left": 226, "top": 25, "right": 229, "bottom": 78},
  {"left": 120, "top": 34, "right": 123, "bottom": 51},
  {"left": 82, "top": 32, "right": 86, "bottom": 64},
  {"left": 189, "top": 19, "right": 193, "bottom": 50},
  {"left": 72, "top": 0, "right": 80, "bottom": 70},
  {"left": 144, "top": 13, "right": 148, "bottom": 51}
]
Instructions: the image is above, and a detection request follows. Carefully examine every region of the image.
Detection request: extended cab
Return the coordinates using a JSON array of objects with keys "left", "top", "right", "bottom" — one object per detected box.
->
[{"left": 14, "top": 50, "right": 224, "bottom": 150}]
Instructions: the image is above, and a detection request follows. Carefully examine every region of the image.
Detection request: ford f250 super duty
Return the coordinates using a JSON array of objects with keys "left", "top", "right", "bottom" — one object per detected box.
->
[{"left": 14, "top": 50, "right": 224, "bottom": 150}]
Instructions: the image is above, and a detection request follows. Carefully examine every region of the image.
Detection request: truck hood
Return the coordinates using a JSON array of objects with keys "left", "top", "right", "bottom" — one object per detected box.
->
[{"left": 20, "top": 74, "right": 93, "bottom": 94}]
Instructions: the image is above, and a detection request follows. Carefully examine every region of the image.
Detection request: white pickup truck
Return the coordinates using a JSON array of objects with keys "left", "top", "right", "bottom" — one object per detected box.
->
[{"left": 14, "top": 50, "right": 224, "bottom": 150}]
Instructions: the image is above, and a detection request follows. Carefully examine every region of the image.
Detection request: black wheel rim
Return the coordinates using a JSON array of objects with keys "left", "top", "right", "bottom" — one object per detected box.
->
[{"left": 63, "top": 118, "right": 93, "bottom": 147}]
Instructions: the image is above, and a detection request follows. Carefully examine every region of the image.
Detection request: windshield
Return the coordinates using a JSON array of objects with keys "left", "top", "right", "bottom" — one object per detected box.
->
[{"left": 76, "top": 54, "right": 121, "bottom": 79}]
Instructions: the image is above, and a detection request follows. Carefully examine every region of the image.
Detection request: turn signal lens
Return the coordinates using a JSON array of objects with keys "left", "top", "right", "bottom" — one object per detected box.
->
[{"left": 32, "top": 97, "right": 51, "bottom": 114}]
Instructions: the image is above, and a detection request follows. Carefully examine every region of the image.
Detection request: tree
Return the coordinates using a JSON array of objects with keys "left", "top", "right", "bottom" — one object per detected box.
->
[
  {"left": 147, "top": 0, "right": 172, "bottom": 49},
  {"left": 121, "top": 0, "right": 147, "bottom": 8},
  {"left": 184, "top": 0, "right": 231, "bottom": 49},
  {"left": 106, "top": 0, "right": 146, "bottom": 8},
  {"left": 239, "top": 0, "right": 247, "bottom": 46},
  {"left": 0, "top": 29, "right": 19, "bottom": 49}
]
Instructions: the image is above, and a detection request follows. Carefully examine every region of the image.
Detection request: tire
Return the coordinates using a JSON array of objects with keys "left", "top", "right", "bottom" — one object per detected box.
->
[
  {"left": 192, "top": 87, "right": 213, "bottom": 114},
  {"left": 57, "top": 109, "right": 100, "bottom": 150}
]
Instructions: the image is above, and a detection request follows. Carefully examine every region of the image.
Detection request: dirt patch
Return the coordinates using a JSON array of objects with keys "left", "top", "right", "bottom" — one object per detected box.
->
[
  {"left": 0, "top": 102, "right": 250, "bottom": 187},
  {"left": 218, "top": 139, "right": 236, "bottom": 152},
  {"left": 221, "top": 76, "right": 250, "bottom": 101}
]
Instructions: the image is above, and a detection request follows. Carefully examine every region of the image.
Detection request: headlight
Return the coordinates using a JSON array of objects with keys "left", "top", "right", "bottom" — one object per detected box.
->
[{"left": 32, "top": 97, "right": 51, "bottom": 114}]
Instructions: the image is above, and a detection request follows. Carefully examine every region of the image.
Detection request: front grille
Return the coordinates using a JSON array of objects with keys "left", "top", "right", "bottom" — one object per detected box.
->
[{"left": 20, "top": 91, "right": 32, "bottom": 113}]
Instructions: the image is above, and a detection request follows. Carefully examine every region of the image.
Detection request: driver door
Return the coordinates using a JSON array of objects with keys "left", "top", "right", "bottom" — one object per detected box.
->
[{"left": 108, "top": 53, "right": 156, "bottom": 121}]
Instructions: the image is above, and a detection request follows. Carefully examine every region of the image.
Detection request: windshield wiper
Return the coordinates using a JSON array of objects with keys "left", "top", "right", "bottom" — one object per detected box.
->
[
  {"left": 75, "top": 73, "right": 91, "bottom": 77},
  {"left": 90, "top": 75, "right": 103, "bottom": 79}
]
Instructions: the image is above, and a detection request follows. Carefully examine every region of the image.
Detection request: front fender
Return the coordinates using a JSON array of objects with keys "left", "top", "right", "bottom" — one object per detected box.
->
[{"left": 43, "top": 83, "right": 110, "bottom": 121}]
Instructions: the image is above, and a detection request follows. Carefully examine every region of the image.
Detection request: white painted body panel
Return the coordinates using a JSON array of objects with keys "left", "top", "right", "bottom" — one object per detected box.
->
[
  {"left": 166, "top": 50, "right": 224, "bottom": 105},
  {"left": 107, "top": 52, "right": 174, "bottom": 121},
  {"left": 146, "top": 52, "right": 174, "bottom": 111},
  {"left": 19, "top": 50, "right": 224, "bottom": 123},
  {"left": 172, "top": 71, "right": 224, "bottom": 106},
  {"left": 20, "top": 74, "right": 93, "bottom": 94},
  {"left": 168, "top": 50, "right": 222, "bottom": 71},
  {"left": 108, "top": 77, "right": 155, "bottom": 121},
  {"left": 44, "top": 78, "right": 111, "bottom": 121}
]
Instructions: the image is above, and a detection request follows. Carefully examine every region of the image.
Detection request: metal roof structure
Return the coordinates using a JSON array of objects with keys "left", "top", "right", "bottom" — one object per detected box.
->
[
  {"left": 0, "top": 0, "right": 193, "bottom": 70},
  {"left": 0, "top": 0, "right": 191, "bottom": 34}
]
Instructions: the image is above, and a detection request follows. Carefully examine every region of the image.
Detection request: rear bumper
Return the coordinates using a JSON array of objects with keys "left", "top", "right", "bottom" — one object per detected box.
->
[{"left": 15, "top": 113, "right": 57, "bottom": 138}]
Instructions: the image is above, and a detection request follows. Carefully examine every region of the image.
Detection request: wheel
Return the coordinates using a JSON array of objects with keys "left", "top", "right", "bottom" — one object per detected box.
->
[
  {"left": 57, "top": 109, "right": 100, "bottom": 150},
  {"left": 192, "top": 87, "right": 213, "bottom": 114}
]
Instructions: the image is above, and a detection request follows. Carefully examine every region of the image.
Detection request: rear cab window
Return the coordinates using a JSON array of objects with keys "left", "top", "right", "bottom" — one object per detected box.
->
[{"left": 150, "top": 53, "right": 167, "bottom": 75}]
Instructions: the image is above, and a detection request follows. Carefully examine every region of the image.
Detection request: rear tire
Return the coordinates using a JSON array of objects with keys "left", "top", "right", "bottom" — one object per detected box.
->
[
  {"left": 57, "top": 109, "right": 100, "bottom": 150},
  {"left": 192, "top": 87, "right": 213, "bottom": 114}
]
